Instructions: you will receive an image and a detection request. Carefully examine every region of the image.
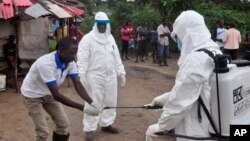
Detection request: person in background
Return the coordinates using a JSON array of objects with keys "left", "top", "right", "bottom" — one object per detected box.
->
[
  {"left": 120, "top": 21, "right": 132, "bottom": 61},
  {"left": 135, "top": 22, "right": 148, "bottom": 63},
  {"left": 77, "top": 12, "right": 126, "bottom": 141},
  {"left": 68, "top": 18, "right": 84, "bottom": 43},
  {"left": 127, "top": 20, "right": 135, "bottom": 57},
  {"left": 21, "top": 37, "right": 100, "bottom": 141},
  {"left": 3, "top": 34, "right": 22, "bottom": 71},
  {"left": 223, "top": 21, "right": 241, "bottom": 60},
  {"left": 128, "top": 34, "right": 136, "bottom": 58},
  {"left": 150, "top": 24, "right": 159, "bottom": 63},
  {"left": 144, "top": 10, "right": 222, "bottom": 141},
  {"left": 54, "top": 19, "right": 68, "bottom": 43},
  {"left": 157, "top": 17, "right": 171, "bottom": 66},
  {"left": 214, "top": 19, "right": 227, "bottom": 52}
]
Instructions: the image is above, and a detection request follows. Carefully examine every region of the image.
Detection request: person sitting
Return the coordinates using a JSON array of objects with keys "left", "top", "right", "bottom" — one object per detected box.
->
[{"left": 3, "top": 35, "right": 22, "bottom": 71}]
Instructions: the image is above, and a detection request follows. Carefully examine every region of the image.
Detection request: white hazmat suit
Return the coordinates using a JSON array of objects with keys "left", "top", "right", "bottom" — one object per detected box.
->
[
  {"left": 145, "top": 10, "right": 222, "bottom": 141},
  {"left": 77, "top": 12, "right": 126, "bottom": 132}
]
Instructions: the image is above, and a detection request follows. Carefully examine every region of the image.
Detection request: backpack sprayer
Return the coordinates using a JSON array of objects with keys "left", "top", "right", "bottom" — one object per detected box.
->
[{"left": 157, "top": 50, "right": 250, "bottom": 140}]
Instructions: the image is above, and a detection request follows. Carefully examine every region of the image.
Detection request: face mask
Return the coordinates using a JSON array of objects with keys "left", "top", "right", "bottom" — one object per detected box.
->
[{"left": 176, "top": 36, "right": 182, "bottom": 51}]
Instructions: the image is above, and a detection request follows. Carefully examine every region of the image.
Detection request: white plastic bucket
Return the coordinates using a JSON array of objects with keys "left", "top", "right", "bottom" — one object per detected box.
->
[{"left": 0, "top": 74, "right": 6, "bottom": 91}]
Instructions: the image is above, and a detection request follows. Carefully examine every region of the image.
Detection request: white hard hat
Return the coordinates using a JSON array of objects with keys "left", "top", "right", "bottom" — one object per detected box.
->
[{"left": 95, "top": 12, "right": 110, "bottom": 24}]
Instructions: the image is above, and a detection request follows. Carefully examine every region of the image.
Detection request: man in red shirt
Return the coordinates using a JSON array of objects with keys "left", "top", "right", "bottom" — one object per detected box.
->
[{"left": 69, "top": 19, "right": 84, "bottom": 43}]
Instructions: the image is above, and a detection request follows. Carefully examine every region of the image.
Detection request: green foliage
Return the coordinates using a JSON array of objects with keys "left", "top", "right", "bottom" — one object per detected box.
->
[
  {"left": 49, "top": 39, "right": 56, "bottom": 52},
  {"left": 130, "top": 4, "right": 162, "bottom": 27},
  {"left": 162, "top": 0, "right": 194, "bottom": 21},
  {"left": 161, "top": 0, "right": 250, "bottom": 35},
  {"left": 111, "top": 1, "right": 134, "bottom": 24},
  {"left": 79, "top": 16, "right": 94, "bottom": 34},
  {"left": 194, "top": 1, "right": 250, "bottom": 34}
]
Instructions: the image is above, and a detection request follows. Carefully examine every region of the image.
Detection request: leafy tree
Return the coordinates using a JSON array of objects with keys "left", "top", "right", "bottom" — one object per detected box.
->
[
  {"left": 161, "top": 0, "right": 250, "bottom": 34},
  {"left": 162, "top": 0, "right": 194, "bottom": 21}
]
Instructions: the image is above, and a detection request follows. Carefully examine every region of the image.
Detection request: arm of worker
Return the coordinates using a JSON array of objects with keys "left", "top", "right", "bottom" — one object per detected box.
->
[
  {"left": 159, "top": 33, "right": 169, "bottom": 37},
  {"left": 48, "top": 84, "right": 84, "bottom": 111},
  {"left": 146, "top": 53, "right": 209, "bottom": 138},
  {"left": 68, "top": 62, "right": 93, "bottom": 105},
  {"left": 77, "top": 35, "right": 90, "bottom": 87},
  {"left": 111, "top": 36, "right": 126, "bottom": 87},
  {"left": 216, "top": 38, "right": 223, "bottom": 43},
  {"left": 157, "top": 25, "right": 170, "bottom": 37},
  {"left": 68, "top": 66, "right": 101, "bottom": 115},
  {"left": 158, "top": 56, "right": 204, "bottom": 130},
  {"left": 144, "top": 92, "right": 170, "bottom": 107}
]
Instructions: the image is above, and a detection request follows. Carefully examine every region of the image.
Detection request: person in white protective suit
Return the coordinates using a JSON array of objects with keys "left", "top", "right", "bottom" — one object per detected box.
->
[
  {"left": 144, "top": 10, "right": 222, "bottom": 141},
  {"left": 77, "top": 12, "right": 126, "bottom": 141}
]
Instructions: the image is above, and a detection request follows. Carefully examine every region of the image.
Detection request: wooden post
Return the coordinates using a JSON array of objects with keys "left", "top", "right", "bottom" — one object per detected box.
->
[
  {"left": 14, "top": 20, "right": 19, "bottom": 93},
  {"left": 75, "top": 15, "right": 78, "bottom": 37}
]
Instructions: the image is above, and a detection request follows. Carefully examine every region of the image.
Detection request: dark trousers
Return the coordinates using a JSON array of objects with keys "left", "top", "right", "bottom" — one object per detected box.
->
[
  {"left": 121, "top": 40, "right": 129, "bottom": 59},
  {"left": 158, "top": 44, "right": 168, "bottom": 65},
  {"left": 151, "top": 41, "right": 158, "bottom": 63},
  {"left": 136, "top": 40, "right": 147, "bottom": 61},
  {"left": 223, "top": 49, "right": 238, "bottom": 60},
  {"left": 242, "top": 51, "right": 250, "bottom": 61}
]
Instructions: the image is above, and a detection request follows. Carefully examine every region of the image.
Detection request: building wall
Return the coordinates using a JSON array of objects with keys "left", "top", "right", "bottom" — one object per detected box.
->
[{"left": 18, "top": 17, "right": 49, "bottom": 60}]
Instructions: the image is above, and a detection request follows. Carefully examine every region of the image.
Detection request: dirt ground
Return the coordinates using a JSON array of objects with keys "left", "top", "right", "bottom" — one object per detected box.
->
[{"left": 0, "top": 54, "right": 179, "bottom": 141}]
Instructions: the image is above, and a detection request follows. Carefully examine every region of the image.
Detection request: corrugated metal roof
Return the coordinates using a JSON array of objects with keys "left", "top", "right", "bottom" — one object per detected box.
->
[
  {"left": 66, "top": 0, "right": 77, "bottom": 2},
  {"left": 42, "top": 0, "right": 72, "bottom": 18},
  {"left": 25, "top": 3, "right": 51, "bottom": 18},
  {"left": 14, "top": 0, "right": 32, "bottom": 6},
  {"left": 0, "top": 0, "right": 85, "bottom": 20},
  {"left": 64, "top": 0, "right": 84, "bottom": 9},
  {"left": 18, "top": 6, "right": 34, "bottom": 20},
  {"left": 63, "top": 5, "right": 84, "bottom": 16}
]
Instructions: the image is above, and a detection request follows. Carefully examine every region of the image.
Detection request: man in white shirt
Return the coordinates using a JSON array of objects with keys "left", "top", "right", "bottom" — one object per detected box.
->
[
  {"left": 21, "top": 37, "right": 100, "bottom": 141},
  {"left": 215, "top": 19, "right": 227, "bottom": 52},
  {"left": 157, "top": 17, "right": 171, "bottom": 66}
]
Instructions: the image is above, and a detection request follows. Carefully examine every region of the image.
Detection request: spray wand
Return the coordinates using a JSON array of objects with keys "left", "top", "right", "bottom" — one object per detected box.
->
[{"left": 104, "top": 105, "right": 163, "bottom": 110}]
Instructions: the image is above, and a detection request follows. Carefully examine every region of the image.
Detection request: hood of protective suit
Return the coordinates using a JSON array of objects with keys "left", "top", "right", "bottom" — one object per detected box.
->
[
  {"left": 173, "top": 10, "right": 219, "bottom": 66},
  {"left": 89, "top": 12, "right": 112, "bottom": 44}
]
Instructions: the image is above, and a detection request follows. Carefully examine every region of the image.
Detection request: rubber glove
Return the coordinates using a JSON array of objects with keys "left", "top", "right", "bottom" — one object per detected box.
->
[
  {"left": 144, "top": 93, "right": 169, "bottom": 108},
  {"left": 84, "top": 102, "right": 101, "bottom": 116},
  {"left": 120, "top": 74, "right": 126, "bottom": 87},
  {"left": 145, "top": 123, "right": 164, "bottom": 141}
]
